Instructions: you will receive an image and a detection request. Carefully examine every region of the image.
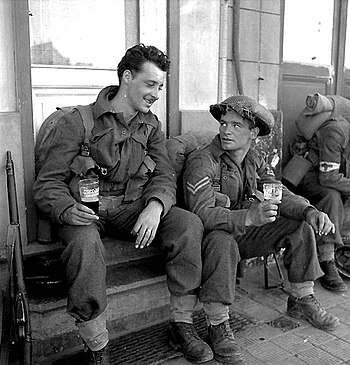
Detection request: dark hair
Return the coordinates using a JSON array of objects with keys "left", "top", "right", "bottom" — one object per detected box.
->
[{"left": 117, "top": 43, "right": 170, "bottom": 82}]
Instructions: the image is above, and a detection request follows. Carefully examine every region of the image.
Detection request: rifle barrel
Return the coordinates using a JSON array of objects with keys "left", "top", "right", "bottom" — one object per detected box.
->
[{"left": 6, "top": 151, "right": 19, "bottom": 225}]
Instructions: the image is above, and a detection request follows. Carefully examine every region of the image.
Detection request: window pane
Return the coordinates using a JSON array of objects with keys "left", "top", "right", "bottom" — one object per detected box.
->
[
  {"left": 344, "top": 2, "right": 350, "bottom": 69},
  {"left": 343, "top": 2, "right": 350, "bottom": 97},
  {"left": 139, "top": 0, "right": 167, "bottom": 121},
  {"left": 283, "top": 0, "right": 333, "bottom": 65},
  {"left": 139, "top": 0, "right": 167, "bottom": 51},
  {"left": 179, "top": 0, "right": 220, "bottom": 109},
  {"left": 29, "top": 0, "right": 125, "bottom": 69}
]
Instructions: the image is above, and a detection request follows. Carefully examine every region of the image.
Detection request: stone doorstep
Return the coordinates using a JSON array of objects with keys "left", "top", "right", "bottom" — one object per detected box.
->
[
  {"left": 31, "top": 275, "right": 170, "bottom": 362},
  {"left": 26, "top": 243, "right": 285, "bottom": 363},
  {"left": 24, "top": 237, "right": 162, "bottom": 266},
  {"left": 28, "top": 237, "right": 169, "bottom": 362}
]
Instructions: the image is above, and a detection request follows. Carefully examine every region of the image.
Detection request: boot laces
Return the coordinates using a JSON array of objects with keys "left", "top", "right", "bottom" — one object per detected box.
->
[
  {"left": 326, "top": 260, "right": 338, "bottom": 275},
  {"left": 84, "top": 345, "right": 105, "bottom": 365},
  {"left": 178, "top": 323, "right": 201, "bottom": 342},
  {"left": 215, "top": 321, "right": 233, "bottom": 340},
  {"left": 92, "top": 348, "right": 105, "bottom": 364},
  {"left": 302, "top": 294, "right": 324, "bottom": 311}
]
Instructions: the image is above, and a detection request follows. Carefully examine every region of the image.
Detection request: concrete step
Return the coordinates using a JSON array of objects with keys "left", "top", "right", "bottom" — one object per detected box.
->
[
  {"left": 24, "top": 237, "right": 165, "bottom": 293},
  {"left": 24, "top": 236, "right": 164, "bottom": 265},
  {"left": 25, "top": 239, "right": 170, "bottom": 365}
]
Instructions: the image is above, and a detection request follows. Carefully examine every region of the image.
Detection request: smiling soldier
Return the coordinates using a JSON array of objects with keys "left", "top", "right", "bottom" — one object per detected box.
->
[{"left": 33, "top": 44, "right": 205, "bottom": 365}]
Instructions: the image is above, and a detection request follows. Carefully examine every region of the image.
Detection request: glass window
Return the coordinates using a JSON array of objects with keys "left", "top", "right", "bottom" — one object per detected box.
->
[
  {"left": 139, "top": 0, "right": 167, "bottom": 51},
  {"left": 29, "top": 0, "right": 125, "bottom": 69},
  {"left": 343, "top": 2, "right": 350, "bottom": 97},
  {"left": 283, "top": 0, "right": 334, "bottom": 65},
  {"left": 139, "top": 0, "right": 167, "bottom": 120},
  {"left": 344, "top": 2, "right": 350, "bottom": 70},
  {"left": 29, "top": 0, "right": 168, "bottom": 131},
  {"left": 179, "top": 0, "right": 220, "bottom": 109}
]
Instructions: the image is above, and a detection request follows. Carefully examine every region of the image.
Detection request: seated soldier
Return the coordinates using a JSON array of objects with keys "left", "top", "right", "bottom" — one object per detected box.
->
[
  {"left": 296, "top": 93, "right": 350, "bottom": 293},
  {"left": 181, "top": 95, "right": 340, "bottom": 364},
  {"left": 33, "top": 44, "right": 207, "bottom": 365}
]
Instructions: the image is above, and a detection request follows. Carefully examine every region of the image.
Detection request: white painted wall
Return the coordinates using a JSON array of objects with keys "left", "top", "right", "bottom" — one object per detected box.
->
[{"left": 0, "top": 0, "right": 27, "bottom": 245}]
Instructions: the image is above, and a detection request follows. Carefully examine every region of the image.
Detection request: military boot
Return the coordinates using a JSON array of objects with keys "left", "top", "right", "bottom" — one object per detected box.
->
[
  {"left": 208, "top": 320, "right": 243, "bottom": 364},
  {"left": 167, "top": 322, "right": 214, "bottom": 363},
  {"left": 320, "top": 259, "right": 348, "bottom": 292},
  {"left": 84, "top": 344, "right": 109, "bottom": 365},
  {"left": 287, "top": 294, "right": 339, "bottom": 331}
]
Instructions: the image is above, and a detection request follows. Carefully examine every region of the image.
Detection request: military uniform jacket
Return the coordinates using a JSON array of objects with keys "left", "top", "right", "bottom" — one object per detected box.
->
[
  {"left": 33, "top": 85, "right": 176, "bottom": 224},
  {"left": 183, "top": 135, "right": 310, "bottom": 236},
  {"left": 311, "top": 117, "right": 350, "bottom": 195}
]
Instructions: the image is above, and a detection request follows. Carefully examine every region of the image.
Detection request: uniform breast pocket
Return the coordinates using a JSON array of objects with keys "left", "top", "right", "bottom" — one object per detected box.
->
[
  {"left": 126, "top": 155, "right": 157, "bottom": 200},
  {"left": 132, "top": 130, "right": 148, "bottom": 149},
  {"left": 135, "top": 155, "right": 156, "bottom": 179},
  {"left": 89, "top": 127, "right": 120, "bottom": 168}
]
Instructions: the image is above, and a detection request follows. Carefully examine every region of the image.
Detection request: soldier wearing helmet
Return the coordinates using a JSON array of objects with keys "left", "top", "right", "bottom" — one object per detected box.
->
[
  {"left": 295, "top": 93, "right": 350, "bottom": 293},
  {"left": 178, "top": 95, "right": 340, "bottom": 364}
]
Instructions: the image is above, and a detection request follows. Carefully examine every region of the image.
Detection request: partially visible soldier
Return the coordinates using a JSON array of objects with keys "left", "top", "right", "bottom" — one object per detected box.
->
[
  {"left": 297, "top": 93, "right": 350, "bottom": 293},
  {"left": 182, "top": 95, "right": 340, "bottom": 364}
]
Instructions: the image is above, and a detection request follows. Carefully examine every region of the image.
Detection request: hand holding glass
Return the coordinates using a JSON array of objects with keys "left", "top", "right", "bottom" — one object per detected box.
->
[
  {"left": 263, "top": 182, "right": 282, "bottom": 217},
  {"left": 78, "top": 177, "right": 99, "bottom": 214}
]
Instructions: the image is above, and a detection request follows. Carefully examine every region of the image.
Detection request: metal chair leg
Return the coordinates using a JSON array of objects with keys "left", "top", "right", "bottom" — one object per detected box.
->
[{"left": 264, "top": 253, "right": 284, "bottom": 289}]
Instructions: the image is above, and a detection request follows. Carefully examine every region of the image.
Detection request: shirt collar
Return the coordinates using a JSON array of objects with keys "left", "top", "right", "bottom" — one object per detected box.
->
[
  {"left": 92, "top": 85, "right": 158, "bottom": 129},
  {"left": 92, "top": 85, "right": 120, "bottom": 120},
  {"left": 210, "top": 134, "right": 230, "bottom": 160}
]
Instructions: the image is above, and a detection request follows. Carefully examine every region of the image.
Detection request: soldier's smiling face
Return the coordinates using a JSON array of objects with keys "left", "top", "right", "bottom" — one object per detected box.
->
[{"left": 125, "top": 61, "right": 165, "bottom": 114}]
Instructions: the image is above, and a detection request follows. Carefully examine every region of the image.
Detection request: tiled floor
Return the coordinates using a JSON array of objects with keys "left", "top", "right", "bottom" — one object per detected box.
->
[
  {"left": 52, "top": 260, "right": 350, "bottom": 365},
  {"left": 161, "top": 262, "right": 350, "bottom": 365}
]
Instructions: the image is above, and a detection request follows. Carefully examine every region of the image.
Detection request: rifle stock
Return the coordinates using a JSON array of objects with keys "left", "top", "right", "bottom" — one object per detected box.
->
[{"left": 4, "top": 151, "right": 32, "bottom": 365}]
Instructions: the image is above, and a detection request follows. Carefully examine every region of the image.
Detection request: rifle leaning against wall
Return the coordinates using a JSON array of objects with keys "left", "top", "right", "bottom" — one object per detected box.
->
[{"left": 0, "top": 151, "right": 32, "bottom": 365}]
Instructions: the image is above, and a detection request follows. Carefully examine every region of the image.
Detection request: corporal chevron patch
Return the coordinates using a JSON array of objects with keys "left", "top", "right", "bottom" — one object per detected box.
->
[
  {"left": 186, "top": 176, "right": 210, "bottom": 194},
  {"left": 319, "top": 161, "right": 340, "bottom": 172}
]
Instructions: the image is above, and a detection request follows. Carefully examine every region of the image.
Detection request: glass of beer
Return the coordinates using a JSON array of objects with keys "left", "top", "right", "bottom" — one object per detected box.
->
[
  {"left": 78, "top": 177, "right": 99, "bottom": 214},
  {"left": 263, "top": 182, "right": 282, "bottom": 217}
]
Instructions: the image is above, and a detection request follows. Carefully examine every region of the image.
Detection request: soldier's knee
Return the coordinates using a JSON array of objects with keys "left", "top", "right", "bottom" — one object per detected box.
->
[
  {"left": 61, "top": 225, "right": 103, "bottom": 259},
  {"left": 321, "top": 188, "right": 342, "bottom": 204},
  {"left": 299, "top": 220, "right": 315, "bottom": 235},
  {"left": 173, "top": 208, "right": 204, "bottom": 237},
  {"left": 204, "top": 231, "right": 240, "bottom": 261}
]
